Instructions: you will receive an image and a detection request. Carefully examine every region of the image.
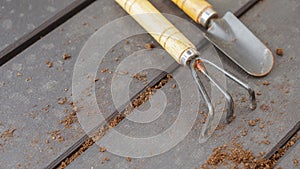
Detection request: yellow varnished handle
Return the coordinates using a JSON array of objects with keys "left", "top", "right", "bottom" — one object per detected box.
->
[
  {"left": 171, "top": 0, "right": 214, "bottom": 27},
  {"left": 116, "top": 0, "right": 196, "bottom": 64}
]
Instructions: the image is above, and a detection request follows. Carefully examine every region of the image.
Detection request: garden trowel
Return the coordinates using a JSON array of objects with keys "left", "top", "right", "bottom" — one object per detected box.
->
[{"left": 172, "top": 0, "right": 274, "bottom": 76}]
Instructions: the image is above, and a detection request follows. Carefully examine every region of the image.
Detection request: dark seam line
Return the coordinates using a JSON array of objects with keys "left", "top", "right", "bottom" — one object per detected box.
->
[
  {"left": 0, "top": 0, "right": 97, "bottom": 66},
  {"left": 264, "top": 121, "right": 300, "bottom": 159}
]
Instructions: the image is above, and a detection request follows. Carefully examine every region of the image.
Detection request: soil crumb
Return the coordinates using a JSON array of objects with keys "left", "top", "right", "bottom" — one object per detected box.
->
[
  {"left": 0, "top": 128, "right": 16, "bottom": 141},
  {"left": 45, "top": 60, "right": 53, "bottom": 68},
  {"left": 49, "top": 130, "right": 64, "bottom": 142},
  {"left": 99, "top": 146, "right": 106, "bottom": 152},
  {"left": 263, "top": 81, "right": 270, "bottom": 86},
  {"left": 62, "top": 53, "right": 71, "bottom": 60},
  {"left": 133, "top": 72, "right": 147, "bottom": 84},
  {"left": 144, "top": 42, "right": 155, "bottom": 49},
  {"left": 260, "top": 104, "right": 270, "bottom": 112},
  {"left": 126, "top": 157, "right": 132, "bottom": 162},
  {"left": 248, "top": 120, "right": 257, "bottom": 126},
  {"left": 57, "top": 97, "right": 67, "bottom": 105},
  {"left": 101, "top": 68, "right": 108, "bottom": 73},
  {"left": 59, "top": 111, "right": 78, "bottom": 128},
  {"left": 276, "top": 48, "right": 284, "bottom": 56}
]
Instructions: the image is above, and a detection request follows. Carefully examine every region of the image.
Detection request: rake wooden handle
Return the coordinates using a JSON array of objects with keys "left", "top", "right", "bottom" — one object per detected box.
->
[
  {"left": 171, "top": 0, "right": 215, "bottom": 27},
  {"left": 116, "top": 0, "right": 196, "bottom": 64}
]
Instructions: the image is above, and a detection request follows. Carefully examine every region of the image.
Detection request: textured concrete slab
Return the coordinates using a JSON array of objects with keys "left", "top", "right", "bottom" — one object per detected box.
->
[
  {"left": 0, "top": 0, "right": 75, "bottom": 51},
  {"left": 67, "top": 0, "right": 300, "bottom": 168},
  {"left": 0, "top": 0, "right": 204, "bottom": 168}
]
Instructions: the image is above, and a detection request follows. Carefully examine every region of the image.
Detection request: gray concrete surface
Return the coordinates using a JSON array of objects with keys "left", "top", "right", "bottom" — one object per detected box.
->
[
  {"left": 0, "top": 0, "right": 299, "bottom": 168},
  {"left": 0, "top": 0, "right": 206, "bottom": 168},
  {"left": 67, "top": 0, "right": 300, "bottom": 168},
  {"left": 0, "top": 0, "right": 75, "bottom": 51}
]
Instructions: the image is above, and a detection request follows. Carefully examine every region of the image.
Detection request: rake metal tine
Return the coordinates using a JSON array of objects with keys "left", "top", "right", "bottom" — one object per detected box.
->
[
  {"left": 194, "top": 59, "right": 235, "bottom": 123},
  {"left": 201, "top": 58, "right": 257, "bottom": 110},
  {"left": 190, "top": 59, "right": 214, "bottom": 137}
]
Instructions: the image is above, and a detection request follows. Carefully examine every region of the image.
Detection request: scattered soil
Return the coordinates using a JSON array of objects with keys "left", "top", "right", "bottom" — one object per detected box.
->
[
  {"left": 126, "top": 157, "right": 132, "bottom": 162},
  {"left": 260, "top": 104, "right": 270, "bottom": 112},
  {"left": 133, "top": 72, "right": 148, "bottom": 84},
  {"left": 57, "top": 138, "right": 94, "bottom": 169},
  {"left": 171, "top": 84, "right": 177, "bottom": 89},
  {"left": 276, "top": 48, "right": 284, "bottom": 56},
  {"left": 242, "top": 129, "right": 248, "bottom": 136},
  {"left": 249, "top": 120, "right": 257, "bottom": 126},
  {"left": 294, "top": 158, "right": 299, "bottom": 166},
  {"left": 49, "top": 130, "right": 64, "bottom": 142},
  {"left": 62, "top": 53, "right": 71, "bottom": 60},
  {"left": 108, "top": 114, "right": 126, "bottom": 128},
  {"left": 263, "top": 81, "right": 270, "bottom": 86},
  {"left": 144, "top": 42, "right": 155, "bottom": 49},
  {"left": 101, "top": 157, "right": 110, "bottom": 164},
  {"left": 201, "top": 134, "right": 300, "bottom": 169},
  {"left": 0, "top": 128, "right": 16, "bottom": 141},
  {"left": 45, "top": 60, "right": 53, "bottom": 68},
  {"left": 59, "top": 111, "right": 78, "bottom": 128},
  {"left": 101, "top": 68, "right": 108, "bottom": 73},
  {"left": 16, "top": 72, "right": 23, "bottom": 77},
  {"left": 259, "top": 124, "right": 265, "bottom": 129},
  {"left": 57, "top": 97, "right": 67, "bottom": 105},
  {"left": 256, "top": 91, "right": 262, "bottom": 95},
  {"left": 57, "top": 74, "right": 172, "bottom": 169},
  {"left": 99, "top": 146, "right": 106, "bottom": 152},
  {"left": 25, "top": 77, "right": 32, "bottom": 82}
]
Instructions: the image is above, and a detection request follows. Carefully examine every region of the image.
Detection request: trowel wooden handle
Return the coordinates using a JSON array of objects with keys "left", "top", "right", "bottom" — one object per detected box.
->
[
  {"left": 171, "top": 0, "right": 216, "bottom": 27},
  {"left": 116, "top": 0, "right": 196, "bottom": 64}
]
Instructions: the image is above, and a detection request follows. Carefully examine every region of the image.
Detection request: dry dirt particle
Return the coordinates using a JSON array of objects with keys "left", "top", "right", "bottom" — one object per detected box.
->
[
  {"left": 248, "top": 120, "right": 256, "bottom": 126},
  {"left": 57, "top": 97, "right": 67, "bottom": 105},
  {"left": 132, "top": 72, "right": 147, "bottom": 83},
  {"left": 99, "top": 146, "right": 106, "bottom": 152},
  {"left": 171, "top": 84, "right": 177, "bottom": 89},
  {"left": 294, "top": 158, "right": 299, "bottom": 166},
  {"left": 242, "top": 129, "right": 248, "bottom": 136},
  {"left": 260, "top": 104, "right": 270, "bottom": 112},
  {"left": 62, "top": 53, "right": 71, "bottom": 60},
  {"left": 263, "top": 140, "right": 271, "bottom": 145},
  {"left": 16, "top": 72, "right": 23, "bottom": 76},
  {"left": 0, "top": 128, "right": 16, "bottom": 141},
  {"left": 259, "top": 124, "right": 265, "bottom": 129},
  {"left": 101, "top": 157, "right": 110, "bottom": 164},
  {"left": 256, "top": 91, "right": 262, "bottom": 95},
  {"left": 263, "top": 80, "right": 270, "bottom": 86},
  {"left": 126, "top": 157, "right": 132, "bottom": 162},
  {"left": 101, "top": 68, "right": 108, "bottom": 73},
  {"left": 144, "top": 42, "right": 155, "bottom": 49},
  {"left": 59, "top": 112, "right": 78, "bottom": 128},
  {"left": 45, "top": 60, "right": 53, "bottom": 68},
  {"left": 276, "top": 48, "right": 284, "bottom": 56}
]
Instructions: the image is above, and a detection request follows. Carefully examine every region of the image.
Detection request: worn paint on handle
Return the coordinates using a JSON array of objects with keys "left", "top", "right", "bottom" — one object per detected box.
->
[
  {"left": 172, "top": 0, "right": 213, "bottom": 25},
  {"left": 116, "top": 0, "right": 195, "bottom": 64}
]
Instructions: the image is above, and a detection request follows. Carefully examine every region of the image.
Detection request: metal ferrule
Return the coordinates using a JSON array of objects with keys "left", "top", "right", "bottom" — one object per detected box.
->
[
  {"left": 199, "top": 8, "right": 218, "bottom": 28},
  {"left": 180, "top": 48, "right": 199, "bottom": 66}
]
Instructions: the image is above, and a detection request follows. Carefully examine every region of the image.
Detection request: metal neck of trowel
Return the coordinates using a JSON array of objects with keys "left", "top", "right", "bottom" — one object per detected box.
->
[{"left": 198, "top": 8, "right": 218, "bottom": 28}]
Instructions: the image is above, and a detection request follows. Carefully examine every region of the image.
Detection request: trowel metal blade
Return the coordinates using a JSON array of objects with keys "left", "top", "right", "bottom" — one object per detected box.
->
[{"left": 205, "top": 12, "right": 274, "bottom": 77}]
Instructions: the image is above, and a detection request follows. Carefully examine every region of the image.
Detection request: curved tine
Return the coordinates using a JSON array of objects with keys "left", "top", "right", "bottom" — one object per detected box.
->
[
  {"left": 199, "top": 66, "right": 235, "bottom": 123},
  {"left": 201, "top": 58, "right": 257, "bottom": 110},
  {"left": 189, "top": 59, "right": 214, "bottom": 137}
]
